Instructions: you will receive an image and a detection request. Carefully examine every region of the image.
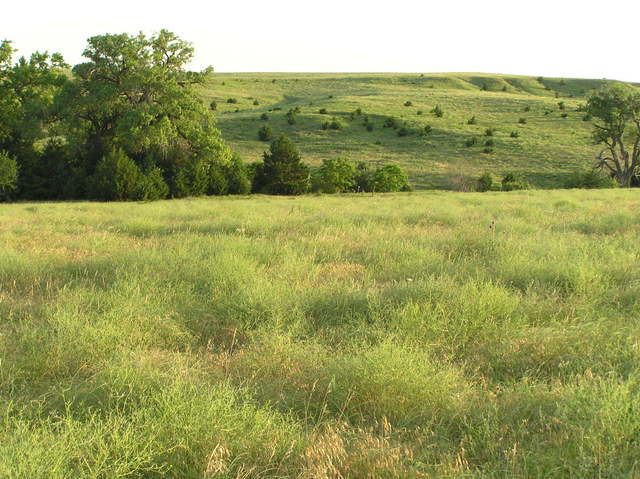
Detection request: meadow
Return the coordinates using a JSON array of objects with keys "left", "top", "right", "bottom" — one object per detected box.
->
[
  {"left": 202, "top": 73, "right": 639, "bottom": 190},
  {"left": 1, "top": 189, "right": 639, "bottom": 477}
]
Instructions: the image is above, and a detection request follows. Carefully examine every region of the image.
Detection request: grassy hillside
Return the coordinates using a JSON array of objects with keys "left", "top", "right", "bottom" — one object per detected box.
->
[
  {"left": 201, "top": 73, "right": 639, "bottom": 189},
  {"left": 2, "top": 190, "right": 639, "bottom": 477}
]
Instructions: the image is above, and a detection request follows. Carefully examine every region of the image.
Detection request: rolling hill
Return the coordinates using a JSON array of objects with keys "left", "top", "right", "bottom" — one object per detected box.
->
[{"left": 200, "top": 73, "right": 639, "bottom": 189}]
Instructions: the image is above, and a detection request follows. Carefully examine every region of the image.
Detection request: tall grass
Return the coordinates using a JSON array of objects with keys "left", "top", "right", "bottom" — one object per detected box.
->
[{"left": 1, "top": 189, "right": 639, "bottom": 477}]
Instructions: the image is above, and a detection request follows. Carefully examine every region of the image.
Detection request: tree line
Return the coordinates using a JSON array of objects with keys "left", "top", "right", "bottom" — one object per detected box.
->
[{"left": 0, "top": 31, "right": 411, "bottom": 202}]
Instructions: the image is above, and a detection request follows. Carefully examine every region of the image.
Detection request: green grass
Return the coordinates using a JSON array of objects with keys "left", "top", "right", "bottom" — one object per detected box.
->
[
  {"left": 1, "top": 189, "right": 639, "bottom": 477},
  {"left": 201, "top": 73, "right": 639, "bottom": 189}
]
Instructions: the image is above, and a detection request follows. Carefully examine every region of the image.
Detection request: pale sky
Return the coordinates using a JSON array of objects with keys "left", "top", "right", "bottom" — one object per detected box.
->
[{"left": 3, "top": 0, "right": 639, "bottom": 82}]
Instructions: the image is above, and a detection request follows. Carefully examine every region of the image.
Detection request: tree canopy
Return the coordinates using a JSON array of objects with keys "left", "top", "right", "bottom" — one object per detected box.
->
[{"left": 586, "top": 84, "right": 640, "bottom": 187}]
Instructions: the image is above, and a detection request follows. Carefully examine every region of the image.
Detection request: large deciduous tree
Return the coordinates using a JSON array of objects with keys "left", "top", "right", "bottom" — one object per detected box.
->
[
  {"left": 58, "top": 30, "right": 232, "bottom": 197},
  {"left": 586, "top": 85, "right": 640, "bottom": 187}
]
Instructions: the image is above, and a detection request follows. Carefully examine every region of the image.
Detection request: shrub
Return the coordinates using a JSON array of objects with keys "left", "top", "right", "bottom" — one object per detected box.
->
[
  {"left": 397, "top": 127, "right": 410, "bottom": 137},
  {"left": 258, "top": 124, "right": 273, "bottom": 142},
  {"left": 225, "top": 154, "right": 252, "bottom": 194},
  {"left": 476, "top": 171, "right": 494, "bottom": 192},
  {"left": 371, "top": 164, "right": 411, "bottom": 192},
  {"left": 141, "top": 166, "right": 170, "bottom": 200},
  {"left": 431, "top": 105, "right": 444, "bottom": 118},
  {"left": 354, "top": 108, "right": 362, "bottom": 116},
  {"left": 524, "top": 105, "right": 531, "bottom": 112},
  {"left": 565, "top": 169, "right": 617, "bottom": 189},
  {"left": 0, "top": 150, "right": 19, "bottom": 201},
  {"left": 502, "top": 85, "right": 508, "bottom": 92},
  {"left": 483, "top": 147, "right": 494, "bottom": 154},
  {"left": 485, "top": 127, "right": 495, "bottom": 136},
  {"left": 518, "top": 118, "right": 527, "bottom": 124},
  {"left": 286, "top": 109, "right": 297, "bottom": 125},
  {"left": 422, "top": 125, "right": 433, "bottom": 135},
  {"left": 366, "top": 123, "right": 374, "bottom": 132},
  {"left": 510, "top": 131, "right": 520, "bottom": 138},
  {"left": 209, "top": 100, "right": 217, "bottom": 111},
  {"left": 404, "top": 101, "right": 413, "bottom": 107},
  {"left": 328, "top": 119, "right": 343, "bottom": 130},
  {"left": 226, "top": 98, "right": 238, "bottom": 104},
  {"left": 384, "top": 117, "right": 398, "bottom": 129},
  {"left": 561, "top": 113, "right": 568, "bottom": 118},
  {"left": 484, "top": 139, "right": 494, "bottom": 147},
  {"left": 253, "top": 99, "right": 260, "bottom": 106},
  {"left": 582, "top": 114, "right": 592, "bottom": 121},
  {"left": 558, "top": 101, "right": 565, "bottom": 110},
  {"left": 258, "top": 135, "right": 310, "bottom": 195},
  {"left": 260, "top": 113, "right": 269, "bottom": 121},
  {"left": 465, "top": 137, "right": 478, "bottom": 147},
  {"left": 90, "top": 148, "right": 146, "bottom": 201},
  {"left": 467, "top": 116, "right": 477, "bottom": 125},
  {"left": 417, "top": 110, "right": 423, "bottom": 115},
  {"left": 501, "top": 172, "right": 529, "bottom": 191},
  {"left": 206, "top": 163, "right": 229, "bottom": 196},
  {"left": 312, "top": 157, "right": 357, "bottom": 193},
  {"left": 318, "top": 108, "right": 328, "bottom": 114}
]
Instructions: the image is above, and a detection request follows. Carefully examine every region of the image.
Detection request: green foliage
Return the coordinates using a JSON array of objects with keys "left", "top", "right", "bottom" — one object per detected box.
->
[
  {"left": 465, "top": 137, "right": 479, "bottom": 147},
  {"left": 258, "top": 124, "right": 273, "bottom": 142},
  {"left": 566, "top": 169, "right": 617, "bottom": 189},
  {"left": 485, "top": 139, "right": 495, "bottom": 147},
  {"left": 210, "top": 100, "right": 217, "bottom": 111},
  {"left": 90, "top": 149, "right": 147, "bottom": 201},
  {"left": 312, "top": 157, "right": 357, "bottom": 193},
  {"left": 318, "top": 108, "right": 328, "bottom": 114},
  {"left": 225, "top": 154, "right": 252, "bottom": 195},
  {"left": 404, "top": 101, "right": 413, "bottom": 107},
  {"left": 227, "top": 98, "right": 238, "bottom": 104},
  {"left": 422, "top": 125, "right": 433, "bottom": 135},
  {"left": 431, "top": 105, "right": 444, "bottom": 117},
  {"left": 476, "top": 171, "right": 494, "bottom": 192},
  {"left": 253, "top": 99, "right": 260, "bottom": 106},
  {"left": 286, "top": 109, "right": 297, "bottom": 125},
  {"left": 383, "top": 117, "right": 398, "bottom": 129},
  {"left": 510, "top": 131, "right": 520, "bottom": 138},
  {"left": 257, "top": 135, "right": 310, "bottom": 195},
  {"left": 518, "top": 117, "right": 527, "bottom": 124},
  {"left": 397, "top": 127, "right": 409, "bottom": 137},
  {"left": 467, "top": 116, "right": 477, "bottom": 125},
  {"left": 0, "top": 150, "right": 19, "bottom": 200},
  {"left": 558, "top": 101, "right": 565, "bottom": 110},
  {"left": 260, "top": 113, "right": 269, "bottom": 121},
  {"left": 501, "top": 172, "right": 529, "bottom": 191},
  {"left": 485, "top": 127, "right": 495, "bottom": 136},
  {"left": 371, "top": 164, "right": 411, "bottom": 192}
]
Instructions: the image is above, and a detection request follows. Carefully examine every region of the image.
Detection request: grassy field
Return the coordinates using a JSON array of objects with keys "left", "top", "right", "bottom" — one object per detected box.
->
[
  {"left": 1, "top": 189, "right": 639, "bottom": 477},
  {"left": 201, "top": 73, "right": 639, "bottom": 189}
]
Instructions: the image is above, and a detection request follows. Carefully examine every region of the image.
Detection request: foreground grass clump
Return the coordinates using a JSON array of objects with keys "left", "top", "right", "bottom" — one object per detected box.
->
[{"left": 1, "top": 189, "right": 639, "bottom": 477}]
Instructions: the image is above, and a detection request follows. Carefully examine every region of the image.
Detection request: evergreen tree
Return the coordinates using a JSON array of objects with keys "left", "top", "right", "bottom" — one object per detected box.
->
[{"left": 260, "top": 135, "right": 309, "bottom": 195}]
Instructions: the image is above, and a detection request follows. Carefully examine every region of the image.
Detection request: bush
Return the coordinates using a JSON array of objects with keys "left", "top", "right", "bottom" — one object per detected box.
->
[
  {"left": 484, "top": 139, "right": 494, "bottom": 147},
  {"left": 209, "top": 100, "right": 217, "bottom": 111},
  {"left": 260, "top": 113, "right": 269, "bottom": 121},
  {"left": 371, "top": 164, "right": 411, "bottom": 192},
  {"left": 0, "top": 150, "right": 19, "bottom": 201},
  {"left": 397, "top": 127, "right": 409, "bottom": 137},
  {"left": 565, "top": 169, "right": 617, "bottom": 189},
  {"left": 257, "top": 135, "right": 310, "bottom": 195},
  {"left": 286, "top": 109, "right": 297, "bottom": 125},
  {"left": 323, "top": 119, "right": 342, "bottom": 131},
  {"left": 225, "top": 154, "right": 252, "bottom": 194},
  {"left": 483, "top": 147, "right": 494, "bottom": 154},
  {"left": 141, "top": 166, "right": 170, "bottom": 200},
  {"left": 253, "top": 99, "right": 260, "bottom": 106},
  {"left": 354, "top": 108, "right": 362, "bottom": 116},
  {"left": 206, "top": 163, "right": 229, "bottom": 196},
  {"left": 258, "top": 124, "right": 273, "bottom": 142},
  {"left": 226, "top": 98, "right": 238, "bottom": 104},
  {"left": 485, "top": 127, "right": 495, "bottom": 136},
  {"left": 312, "top": 157, "right": 357, "bottom": 193},
  {"left": 523, "top": 105, "right": 531, "bottom": 112},
  {"left": 501, "top": 172, "right": 529, "bottom": 191},
  {"left": 558, "top": 101, "right": 565, "bottom": 110},
  {"left": 90, "top": 148, "right": 147, "bottom": 201},
  {"left": 465, "top": 137, "right": 478, "bottom": 147},
  {"left": 366, "top": 123, "right": 374, "bottom": 132},
  {"left": 582, "top": 114, "right": 592, "bottom": 121},
  {"left": 422, "top": 125, "right": 433, "bottom": 136},
  {"left": 417, "top": 110, "right": 423, "bottom": 116},
  {"left": 431, "top": 105, "right": 444, "bottom": 118},
  {"left": 561, "top": 113, "right": 568, "bottom": 118},
  {"left": 510, "top": 131, "right": 520, "bottom": 138},
  {"left": 476, "top": 172, "right": 494, "bottom": 192},
  {"left": 467, "top": 116, "right": 477, "bottom": 125},
  {"left": 404, "top": 101, "right": 413, "bottom": 107},
  {"left": 518, "top": 118, "right": 527, "bottom": 124},
  {"left": 318, "top": 108, "right": 328, "bottom": 114}
]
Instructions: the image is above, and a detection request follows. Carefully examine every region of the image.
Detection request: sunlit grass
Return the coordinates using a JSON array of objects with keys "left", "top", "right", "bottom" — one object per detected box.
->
[{"left": 1, "top": 189, "right": 639, "bottom": 477}]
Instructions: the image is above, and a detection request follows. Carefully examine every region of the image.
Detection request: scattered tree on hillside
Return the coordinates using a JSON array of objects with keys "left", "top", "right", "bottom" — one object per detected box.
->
[{"left": 585, "top": 85, "right": 640, "bottom": 187}]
